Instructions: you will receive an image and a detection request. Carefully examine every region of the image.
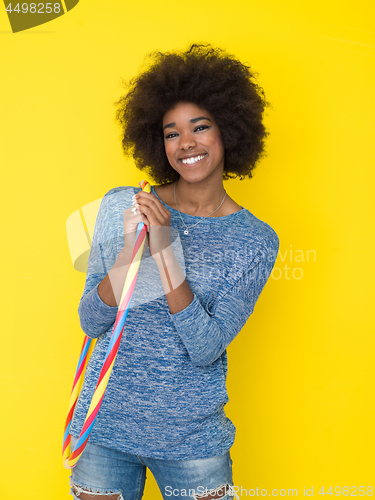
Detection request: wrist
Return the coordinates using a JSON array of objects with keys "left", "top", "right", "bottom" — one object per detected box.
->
[
  {"left": 154, "top": 246, "right": 186, "bottom": 293},
  {"left": 153, "top": 245, "right": 173, "bottom": 268},
  {"left": 115, "top": 246, "right": 133, "bottom": 267}
]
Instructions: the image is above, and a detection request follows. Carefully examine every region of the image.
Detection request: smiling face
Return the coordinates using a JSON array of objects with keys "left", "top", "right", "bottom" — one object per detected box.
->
[{"left": 162, "top": 102, "right": 225, "bottom": 183}]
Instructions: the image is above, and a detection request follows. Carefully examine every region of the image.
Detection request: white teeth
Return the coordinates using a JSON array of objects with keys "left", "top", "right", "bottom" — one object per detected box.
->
[{"left": 181, "top": 154, "right": 206, "bottom": 165}]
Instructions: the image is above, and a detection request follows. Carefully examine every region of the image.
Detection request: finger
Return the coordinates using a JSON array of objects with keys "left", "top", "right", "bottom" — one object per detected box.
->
[
  {"left": 135, "top": 193, "right": 169, "bottom": 222},
  {"left": 137, "top": 200, "right": 168, "bottom": 226},
  {"left": 128, "top": 206, "right": 150, "bottom": 231},
  {"left": 130, "top": 203, "right": 147, "bottom": 221},
  {"left": 138, "top": 210, "right": 149, "bottom": 226}
]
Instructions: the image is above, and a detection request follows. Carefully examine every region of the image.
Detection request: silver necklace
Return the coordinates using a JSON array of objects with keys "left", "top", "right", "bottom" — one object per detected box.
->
[{"left": 173, "top": 181, "right": 227, "bottom": 235}]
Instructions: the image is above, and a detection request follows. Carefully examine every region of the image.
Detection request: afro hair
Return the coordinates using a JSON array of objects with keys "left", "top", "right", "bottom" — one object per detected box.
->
[{"left": 114, "top": 44, "right": 271, "bottom": 185}]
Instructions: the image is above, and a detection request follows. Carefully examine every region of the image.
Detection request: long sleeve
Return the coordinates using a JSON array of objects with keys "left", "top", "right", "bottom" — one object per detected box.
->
[
  {"left": 77, "top": 191, "right": 120, "bottom": 338},
  {"left": 167, "top": 242, "right": 278, "bottom": 367}
]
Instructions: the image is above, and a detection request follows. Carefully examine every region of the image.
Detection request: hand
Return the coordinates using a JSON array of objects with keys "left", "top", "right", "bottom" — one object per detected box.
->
[
  {"left": 122, "top": 205, "right": 149, "bottom": 256},
  {"left": 132, "top": 190, "right": 172, "bottom": 259}
]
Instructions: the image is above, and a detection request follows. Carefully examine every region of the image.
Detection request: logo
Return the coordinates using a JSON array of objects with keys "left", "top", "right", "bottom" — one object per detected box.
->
[{"left": 3, "top": 0, "right": 80, "bottom": 33}]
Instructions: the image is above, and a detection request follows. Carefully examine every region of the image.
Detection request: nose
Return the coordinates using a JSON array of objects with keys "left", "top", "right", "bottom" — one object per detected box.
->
[{"left": 180, "top": 132, "right": 197, "bottom": 150}]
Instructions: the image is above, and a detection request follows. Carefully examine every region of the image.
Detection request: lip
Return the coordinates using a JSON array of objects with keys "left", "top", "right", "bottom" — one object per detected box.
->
[
  {"left": 178, "top": 153, "right": 208, "bottom": 166},
  {"left": 178, "top": 152, "right": 207, "bottom": 160}
]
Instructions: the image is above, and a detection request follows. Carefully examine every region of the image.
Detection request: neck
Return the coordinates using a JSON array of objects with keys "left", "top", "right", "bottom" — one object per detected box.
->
[{"left": 174, "top": 177, "right": 226, "bottom": 217}]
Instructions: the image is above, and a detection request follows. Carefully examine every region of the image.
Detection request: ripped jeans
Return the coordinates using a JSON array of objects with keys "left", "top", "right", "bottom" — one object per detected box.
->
[{"left": 69, "top": 436, "right": 238, "bottom": 500}]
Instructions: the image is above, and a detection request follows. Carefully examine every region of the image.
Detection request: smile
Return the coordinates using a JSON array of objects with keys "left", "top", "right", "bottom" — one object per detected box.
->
[{"left": 180, "top": 154, "right": 207, "bottom": 165}]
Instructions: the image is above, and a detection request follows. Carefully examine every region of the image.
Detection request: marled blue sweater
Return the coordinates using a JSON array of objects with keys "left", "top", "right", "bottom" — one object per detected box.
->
[{"left": 70, "top": 185, "right": 279, "bottom": 460}]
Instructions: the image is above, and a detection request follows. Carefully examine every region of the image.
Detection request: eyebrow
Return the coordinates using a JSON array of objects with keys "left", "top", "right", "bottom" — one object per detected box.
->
[{"left": 163, "top": 116, "right": 212, "bottom": 131}]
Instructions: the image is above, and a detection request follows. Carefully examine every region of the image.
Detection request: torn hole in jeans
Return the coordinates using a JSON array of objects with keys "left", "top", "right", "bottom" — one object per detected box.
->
[{"left": 69, "top": 479, "right": 124, "bottom": 500}]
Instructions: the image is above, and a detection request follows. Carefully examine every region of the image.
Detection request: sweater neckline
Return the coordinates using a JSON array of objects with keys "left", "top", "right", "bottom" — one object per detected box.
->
[{"left": 151, "top": 185, "right": 245, "bottom": 220}]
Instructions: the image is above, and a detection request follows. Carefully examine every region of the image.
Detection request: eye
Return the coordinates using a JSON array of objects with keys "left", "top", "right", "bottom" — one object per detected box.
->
[
  {"left": 194, "top": 125, "right": 210, "bottom": 132},
  {"left": 165, "top": 125, "right": 210, "bottom": 139}
]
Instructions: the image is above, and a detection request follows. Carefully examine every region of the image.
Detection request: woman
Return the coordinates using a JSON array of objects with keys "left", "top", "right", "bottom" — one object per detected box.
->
[{"left": 69, "top": 44, "right": 279, "bottom": 500}]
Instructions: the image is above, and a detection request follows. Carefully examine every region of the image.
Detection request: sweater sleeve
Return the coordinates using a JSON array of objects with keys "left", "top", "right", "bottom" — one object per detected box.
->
[
  {"left": 167, "top": 243, "right": 278, "bottom": 367},
  {"left": 77, "top": 191, "right": 120, "bottom": 338}
]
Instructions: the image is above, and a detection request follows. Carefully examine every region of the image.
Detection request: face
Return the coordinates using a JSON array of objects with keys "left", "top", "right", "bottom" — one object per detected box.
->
[{"left": 162, "top": 102, "right": 225, "bottom": 182}]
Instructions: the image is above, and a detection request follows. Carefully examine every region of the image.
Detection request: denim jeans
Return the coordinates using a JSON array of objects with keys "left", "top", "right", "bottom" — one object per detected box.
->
[{"left": 69, "top": 436, "right": 238, "bottom": 500}]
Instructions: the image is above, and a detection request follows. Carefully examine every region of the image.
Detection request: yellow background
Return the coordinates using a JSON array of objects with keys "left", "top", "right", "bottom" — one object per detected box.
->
[{"left": 1, "top": 0, "right": 374, "bottom": 498}]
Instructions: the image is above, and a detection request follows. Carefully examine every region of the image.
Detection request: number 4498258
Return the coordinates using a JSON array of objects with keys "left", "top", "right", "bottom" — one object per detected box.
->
[
  {"left": 319, "top": 487, "right": 373, "bottom": 496},
  {"left": 5, "top": 3, "right": 62, "bottom": 14}
]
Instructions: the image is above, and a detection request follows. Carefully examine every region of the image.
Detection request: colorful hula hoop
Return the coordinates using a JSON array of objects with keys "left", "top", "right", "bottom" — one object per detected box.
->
[{"left": 62, "top": 180, "right": 151, "bottom": 469}]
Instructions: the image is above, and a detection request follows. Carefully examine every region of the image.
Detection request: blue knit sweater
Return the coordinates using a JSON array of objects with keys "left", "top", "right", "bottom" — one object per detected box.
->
[{"left": 70, "top": 185, "right": 279, "bottom": 460}]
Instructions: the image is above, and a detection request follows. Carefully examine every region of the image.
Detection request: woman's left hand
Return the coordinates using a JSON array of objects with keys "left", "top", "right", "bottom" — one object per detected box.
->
[{"left": 132, "top": 191, "right": 172, "bottom": 259}]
